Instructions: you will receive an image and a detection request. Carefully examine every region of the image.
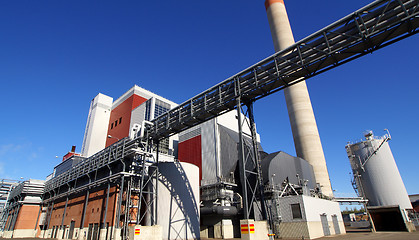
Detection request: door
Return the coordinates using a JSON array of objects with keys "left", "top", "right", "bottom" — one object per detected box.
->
[
  {"left": 92, "top": 223, "right": 99, "bottom": 240},
  {"left": 87, "top": 224, "right": 93, "bottom": 240},
  {"left": 332, "top": 215, "right": 340, "bottom": 234},
  {"left": 320, "top": 214, "right": 330, "bottom": 236},
  {"left": 62, "top": 226, "right": 66, "bottom": 239},
  {"left": 68, "top": 221, "right": 75, "bottom": 239}
]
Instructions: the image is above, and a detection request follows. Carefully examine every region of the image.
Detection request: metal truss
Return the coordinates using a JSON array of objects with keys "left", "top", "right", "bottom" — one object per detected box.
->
[
  {"left": 236, "top": 100, "right": 268, "bottom": 220},
  {"left": 134, "top": 133, "right": 159, "bottom": 227},
  {"left": 150, "top": 0, "right": 418, "bottom": 141},
  {"left": 44, "top": 137, "right": 138, "bottom": 193}
]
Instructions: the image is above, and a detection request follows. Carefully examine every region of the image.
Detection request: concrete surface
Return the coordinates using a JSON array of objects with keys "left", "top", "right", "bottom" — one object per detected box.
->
[
  {"left": 2, "top": 227, "right": 419, "bottom": 240},
  {"left": 200, "top": 226, "right": 419, "bottom": 239}
]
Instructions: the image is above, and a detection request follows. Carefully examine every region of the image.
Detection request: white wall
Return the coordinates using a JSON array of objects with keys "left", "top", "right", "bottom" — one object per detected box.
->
[
  {"left": 81, "top": 93, "right": 113, "bottom": 157},
  {"left": 302, "top": 196, "right": 343, "bottom": 222},
  {"left": 155, "top": 162, "right": 200, "bottom": 240}
]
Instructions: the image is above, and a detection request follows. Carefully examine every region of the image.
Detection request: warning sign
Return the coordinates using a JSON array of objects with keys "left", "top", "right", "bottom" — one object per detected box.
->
[
  {"left": 240, "top": 224, "right": 255, "bottom": 234},
  {"left": 134, "top": 228, "right": 140, "bottom": 236}
]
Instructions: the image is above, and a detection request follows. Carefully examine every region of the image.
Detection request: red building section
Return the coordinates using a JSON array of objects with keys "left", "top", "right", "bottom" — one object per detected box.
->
[
  {"left": 178, "top": 135, "right": 202, "bottom": 181},
  {"left": 106, "top": 94, "right": 147, "bottom": 147},
  {"left": 62, "top": 146, "right": 80, "bottom": 162}
]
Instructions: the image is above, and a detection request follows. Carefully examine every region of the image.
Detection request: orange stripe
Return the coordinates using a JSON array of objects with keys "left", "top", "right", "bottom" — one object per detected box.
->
[{"left": 265, "top": 0, "right": 284, "bottom": 10}]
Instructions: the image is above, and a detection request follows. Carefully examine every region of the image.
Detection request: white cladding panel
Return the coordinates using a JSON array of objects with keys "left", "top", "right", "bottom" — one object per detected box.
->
[
  {"left": 112, "top": 85, "right": 177, "bottom": 111},
  {"left": 201, "top": 119, "right": 217, "bottom": 183},
  {"left": 302, "top": 196, "right": 343, "bottom": 222},
  {"left": 179, "top": 110, "right": 260, "bottom": 184},
  {"left": 347, "top": 138, "right": 412, "bottom": 210},
  {"left": 216, "top": 110, "right": 260, "bottom": 142},
  {"left": 81, "top": 93, "right": 113, "bottom": 157},
  {"left": 130, "top": 102, "right": 147, "bottom": 134},
  {"left": 279, "top": 195, "right": 342, "bottom": 222},
  {"left": 155, "top": 162, "right": 200, "bottom": 240}
]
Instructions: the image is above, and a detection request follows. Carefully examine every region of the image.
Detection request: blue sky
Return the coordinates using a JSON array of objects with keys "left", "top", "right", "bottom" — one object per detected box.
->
[{"left": 0, "top": 0, "right": 418, "bottom": 197}]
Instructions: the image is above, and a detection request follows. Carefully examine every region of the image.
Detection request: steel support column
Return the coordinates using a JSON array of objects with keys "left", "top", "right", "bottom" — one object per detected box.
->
[
  {"left": 154, "top": 143, "right": 159, "bottom": 225},
  {"left": 115, "top": 176, "right": 125, "bottom": 230},
  {"left": 102, "top": 182, "right": 111, "bottom": 230},
  {"left": 34, "top": 204, "right": 42, "bottom": 231},
  {"left": 236, "top": 97, "right": 269, "bottom": 221},
  {"left": 11, "top": 203, "right": 21, "bottom": 232},
  {"left": 236, "top": 97, "right": 250, "bottom": 219},
  {"left": 61, "top": 196, "right": 69, "bottom": 231},
  {"left": 44, "top": 200, "right": 54, "bottom": 238},
  {"left": 80, "top": 189, "right": 90, "bottom": 230},
  {"left": 247, "top": 101, "right": 268, "bottom": 221}
]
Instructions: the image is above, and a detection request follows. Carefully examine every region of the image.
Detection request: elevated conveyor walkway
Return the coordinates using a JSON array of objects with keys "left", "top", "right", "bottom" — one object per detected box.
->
[{"left": 150, "top": 0, "right": 419, "bottom": 140}]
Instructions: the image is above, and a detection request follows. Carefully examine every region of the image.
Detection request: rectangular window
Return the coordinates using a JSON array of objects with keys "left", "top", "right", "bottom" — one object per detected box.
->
[
  {"left": 158, "top": 138, "right": 170, "bottom": 155},
  {"left": 291, "top": 203, "right": 302, "bottom": 219},
  {"left": 155, "top": 99, "right": 170, "bottom": 118},
  {"left": 145, "top": 99, "right": 152, "bottom": 121},
  {"left": 119, "top": 117, "right": 122, "bottom": 124},
  {"left": 111, "top": 123, "right": 114, "bottom": 129}
]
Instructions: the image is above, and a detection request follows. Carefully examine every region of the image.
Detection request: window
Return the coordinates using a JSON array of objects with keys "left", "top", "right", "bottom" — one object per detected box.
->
[
  {"left": 291, "top": 203, "right": 302, "bottom": 219},
  {"left": 111, "top": 123, "right": 114, "bottom": 129},
  {"left": 158, "top": 138, "right": 170, "bottom": 155},
  {"left": 119, "top": 117, "right": 122, "bottom": 124},
  {"left": 145, "top": 99, "right": 152, "bottom": 121},
  {"left": 114, "top": 120, "right": 118, "bottom": 127},
  {"left": 155, "top": 99, "right": 170, "bottom": 118}
]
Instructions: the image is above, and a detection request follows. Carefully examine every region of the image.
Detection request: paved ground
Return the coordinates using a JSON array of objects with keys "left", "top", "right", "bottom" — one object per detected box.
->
[
  {"left": 201, "top": 227, "right": 419, "bottom": 240},
  {"left": 2, "top": 227, "right": 419, "bottom": 240},
  {"left": 316, "top": 229, "right": 419, "bottom": 240}
]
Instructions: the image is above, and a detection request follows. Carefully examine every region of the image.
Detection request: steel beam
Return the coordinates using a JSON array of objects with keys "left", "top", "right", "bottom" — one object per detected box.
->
[{"left": 150, "top": 0, "right": 418, "bottom": 141}]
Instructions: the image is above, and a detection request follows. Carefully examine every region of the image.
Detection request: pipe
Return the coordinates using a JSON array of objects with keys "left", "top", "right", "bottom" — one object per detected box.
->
[{"left": 200, "top": 206, "right": 238, "bottom": 217}]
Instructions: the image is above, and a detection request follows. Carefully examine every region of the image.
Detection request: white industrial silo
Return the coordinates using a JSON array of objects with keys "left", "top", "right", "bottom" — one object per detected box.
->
[
  {"left": 153, "top": 161, "right": 200, "bottom": 240},
  {"left": 345, "top": 130, "right": 415, "bottom": 231}
]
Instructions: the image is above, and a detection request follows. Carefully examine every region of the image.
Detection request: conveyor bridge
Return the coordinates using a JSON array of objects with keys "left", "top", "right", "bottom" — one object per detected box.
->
[{"left": 150, "top": 0, "right": 418, "bottom": 140}]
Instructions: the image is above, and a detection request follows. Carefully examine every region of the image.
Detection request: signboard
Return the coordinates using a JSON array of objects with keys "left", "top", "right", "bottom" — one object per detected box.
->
[{"left": 240, "top": 224, "right": 255, "bottom": 234}]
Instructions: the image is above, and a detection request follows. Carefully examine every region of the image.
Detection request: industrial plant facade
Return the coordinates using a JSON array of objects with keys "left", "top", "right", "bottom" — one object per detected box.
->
[
  {"left": 1, "top": 84, "right": 346, "bottom": 240},
  {"left": 3, "top": 0, "right": 416, "bottom": 238}
]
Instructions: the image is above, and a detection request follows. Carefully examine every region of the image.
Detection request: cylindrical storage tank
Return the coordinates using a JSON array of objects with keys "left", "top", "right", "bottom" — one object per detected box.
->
[
  {"left": 345, "top": 131, "right": 412, "bottom": 210},
  {"left": 153, "top": 161, "right": 200, "bottom": 240}
]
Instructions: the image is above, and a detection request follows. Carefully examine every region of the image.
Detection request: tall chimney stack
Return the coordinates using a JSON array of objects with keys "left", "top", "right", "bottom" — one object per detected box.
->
[{"left": 265, "top": 0, "right": 333, "bottom": 197}]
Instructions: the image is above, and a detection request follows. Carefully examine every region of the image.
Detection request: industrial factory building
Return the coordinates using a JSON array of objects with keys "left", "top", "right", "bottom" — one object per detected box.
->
[
  {"left": 2, "top": 0, "right": 418, "bottom": 239},
  {"left": 0, "top": 180, "right": 45, "bottom": 238},
  {"left": 0, "top": 84, "right": 345, "bottom": 240}
]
